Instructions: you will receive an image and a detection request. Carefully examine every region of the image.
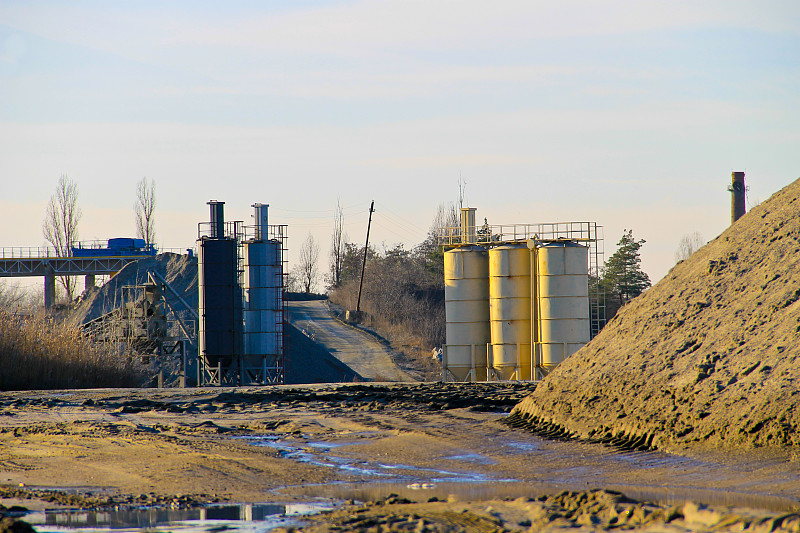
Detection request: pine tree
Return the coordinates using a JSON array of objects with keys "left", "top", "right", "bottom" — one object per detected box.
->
[{"left": 601, "top": 229, "right": 651, "bottom": 319}]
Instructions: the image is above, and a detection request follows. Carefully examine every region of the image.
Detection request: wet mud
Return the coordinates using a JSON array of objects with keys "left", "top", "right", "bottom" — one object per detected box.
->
[{"left": 2, "top": 383, "right": 800, "bottom": 532}]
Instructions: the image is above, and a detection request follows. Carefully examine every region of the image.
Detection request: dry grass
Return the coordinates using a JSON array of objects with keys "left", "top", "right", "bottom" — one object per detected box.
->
[
  {"left": 329, "top": 280, "right": 443, "bottom": 380},
  {"left": 0, "top": 309, "right": 148, "bottom": 391}
]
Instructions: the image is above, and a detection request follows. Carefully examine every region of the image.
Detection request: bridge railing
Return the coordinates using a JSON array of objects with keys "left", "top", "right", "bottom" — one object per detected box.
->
[
  {"left": 0, "top": 246, "right": 194, "bottom": 260},
  {"left": 0, "top": 246, "right": 61, "bottom": 259}
]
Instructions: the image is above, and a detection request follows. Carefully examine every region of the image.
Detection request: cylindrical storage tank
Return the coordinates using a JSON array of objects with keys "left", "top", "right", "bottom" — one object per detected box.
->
[
  {"left": 243, "top": 240, "right": 283, "bottom": 356},
  {"left": 489, "top": 244, "right": 532, "bottom": 380},
  {"left": 198, "top": 237, "right": 242, "bottom": 367},
  {"left": 444, "top": 246, "right": 489, "bottom": 381},
  {"left": 537, "top": 241, "right": 589, "bottom": 369}
]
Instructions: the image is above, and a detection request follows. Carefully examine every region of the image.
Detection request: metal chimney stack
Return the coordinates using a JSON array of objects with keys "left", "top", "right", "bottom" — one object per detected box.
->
[
  {"left": 208, "top": 200, "right": 225, "bottom": 238},
  {"left": 252, "top": 203, "right": 269, "bottom": 241},
  {"left": 729, "top": 172, "right": 746, "bottom": 224}
]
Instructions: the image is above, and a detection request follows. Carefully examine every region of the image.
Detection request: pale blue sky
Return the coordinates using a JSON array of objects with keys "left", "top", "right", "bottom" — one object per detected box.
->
[{"left": 1, "top": 1, "right": 798, "bottom": 286}]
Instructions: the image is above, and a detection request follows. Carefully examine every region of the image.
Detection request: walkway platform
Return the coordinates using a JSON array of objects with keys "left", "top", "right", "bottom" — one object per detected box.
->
[{"left": 0, "top": 247, "right": 147, "bottom": 307}]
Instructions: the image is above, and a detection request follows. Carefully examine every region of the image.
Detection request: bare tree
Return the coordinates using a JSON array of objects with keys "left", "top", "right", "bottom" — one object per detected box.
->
[
  {"left": 295, "top": 233, "right": 320, "bottom": 293},
  {"left": 135, "top": 177, "right": 156, "bottom": 245},
  {"left": 0, "top": 281, "right": 27, "bottom": 310},
  {"left": 285, "top": 270, "right": 301, "bottom": 293},
  {"left": 431, "top": 201, "right": 459, "bottom": 241},
  {"left": 675, "top": 232, "right": 705, "bottom": 263},
  {"left": 328, "top": 198, "right": 348, "bottom": 289},
  {"left": 43, "top": 175, "right": 82, "bottom": 301}
]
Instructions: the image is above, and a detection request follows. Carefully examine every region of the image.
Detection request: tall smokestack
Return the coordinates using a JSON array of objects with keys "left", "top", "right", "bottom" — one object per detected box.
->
[
  {"left": 729, "top": 172, "right": 746, "bottom": 224},
  {"left": 252, "top": 203, "right": 269, "bottom": 241},
  {"left": 208, "top": 200, "right": 225, "bottom": 238}
]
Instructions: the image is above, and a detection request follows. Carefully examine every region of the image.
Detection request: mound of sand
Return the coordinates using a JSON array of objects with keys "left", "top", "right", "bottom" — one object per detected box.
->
[
  {"left": 70, "top": 253, "right": 198, "bottom": 326},
  {"left": 510, "top": 177, "right": 800, "bottom": 453}
]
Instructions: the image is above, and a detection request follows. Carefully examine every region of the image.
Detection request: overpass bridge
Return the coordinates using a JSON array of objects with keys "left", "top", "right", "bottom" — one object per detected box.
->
[{"left": 0, "top": 247, "right": 150, "bottom": 308}]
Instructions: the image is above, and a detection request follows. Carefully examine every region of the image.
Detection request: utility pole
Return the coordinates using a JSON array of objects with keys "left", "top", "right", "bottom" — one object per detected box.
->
[{"left": 356, "top": 200, "right": 375, "bottom": 313}]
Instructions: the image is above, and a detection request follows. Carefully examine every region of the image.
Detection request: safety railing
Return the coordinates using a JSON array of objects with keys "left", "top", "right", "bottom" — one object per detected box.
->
[
  {"left": 0, "top": 246, "right": 61, "bottom": 259},
  {"left": 0, "top": 245, "right": 192, "bottom": 259}
]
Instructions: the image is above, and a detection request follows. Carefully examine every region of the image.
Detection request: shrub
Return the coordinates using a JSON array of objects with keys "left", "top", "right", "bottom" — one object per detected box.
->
[{"left": 0, "top": 310, "right": 147, "bottom": 391}]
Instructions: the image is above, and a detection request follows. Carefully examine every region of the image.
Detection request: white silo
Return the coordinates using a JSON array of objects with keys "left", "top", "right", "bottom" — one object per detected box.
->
[
  {"left": 536, "top": 241, "right": 589, "bottom": 370},
  {"left": 242, "top": 203, "right": 284, "bottom": 383},
  {"left": 489, "top": 244, "right": 532, "bottom": 380},
  {"left": 444, "top": 246, "right": 490, "bottom": 381}
]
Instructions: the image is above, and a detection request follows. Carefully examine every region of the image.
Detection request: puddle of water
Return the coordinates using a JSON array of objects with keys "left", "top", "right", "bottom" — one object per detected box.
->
[
  {"left": 445, "top": 453, "right": 497, "bottom": 465},
  {"left": 283, "top": 479, "right": 800, "bottom": 514},
  {"left": 282, "top": 480, "right": 567, "bottom": 504},
  {"left": 238, "top": 435, "right": 515, "bottom": 484},
  {"left": 505, "top": 441, "right": 541, "bottom": 453},
  {"left": 237, "top": 434, "right": 800, "bottom": 513},
  {"left": 23, "top": 501, "right": 334, "bottom": 533}
]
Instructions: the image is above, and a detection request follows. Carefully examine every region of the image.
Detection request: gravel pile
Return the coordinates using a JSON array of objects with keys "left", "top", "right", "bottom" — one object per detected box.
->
[
  {"left": 70, "top": 252, "right": 198, "bottom": 326},
  {"left": 511, "top": 177, "right": 800, "bottom": 453}
]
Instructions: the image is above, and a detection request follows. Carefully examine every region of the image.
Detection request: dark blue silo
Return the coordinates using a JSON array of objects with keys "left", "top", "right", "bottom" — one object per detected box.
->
[{"left": 198, "top": 201, "right": 243, "bottom": 369}]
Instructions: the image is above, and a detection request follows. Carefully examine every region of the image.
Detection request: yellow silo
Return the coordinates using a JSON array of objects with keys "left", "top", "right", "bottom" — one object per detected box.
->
[
  {"left": 536, "top": 241, "right": 590, "bottom": 370},
  {"left": 444, "top": 246, "right": 490, "bottom": 381},
  {"left": 489, "top": 244, "right": 531, "bottom": 380}
]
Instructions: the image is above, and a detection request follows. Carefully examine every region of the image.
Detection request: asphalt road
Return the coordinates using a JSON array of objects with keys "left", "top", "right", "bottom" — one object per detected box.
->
[{"left": 286, "top": 300, "right": 417, "bottom": 382}]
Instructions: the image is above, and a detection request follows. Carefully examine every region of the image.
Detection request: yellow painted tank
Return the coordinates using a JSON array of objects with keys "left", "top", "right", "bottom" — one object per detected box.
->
[
  {"left": 444, "top": 246, "right": 489, "bottom": 381},
  {"left": 489, "top": 244, "right": 531, "bottom": 380},
  {"left": 536, "top": 241, "right": 590, "bottom": 369}
]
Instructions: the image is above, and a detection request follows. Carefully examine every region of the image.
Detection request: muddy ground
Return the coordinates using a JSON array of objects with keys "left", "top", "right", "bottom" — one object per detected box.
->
[{"left": 2, "top": 383, "right": 800, "bottom": 532}]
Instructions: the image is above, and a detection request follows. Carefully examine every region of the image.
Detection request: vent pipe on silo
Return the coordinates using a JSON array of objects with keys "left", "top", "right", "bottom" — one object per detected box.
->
[
  {"left": 729, "top": 172, "right": 746, "bottom": 224},
  {"left": 208, "top": 200, "right": 225, "bottom": 238},
  {"left": 460, "top": 207, "right": 477, "bottom": 244},
  {"left": 252, "top": 203, "right": 269, "bottom": 241}
]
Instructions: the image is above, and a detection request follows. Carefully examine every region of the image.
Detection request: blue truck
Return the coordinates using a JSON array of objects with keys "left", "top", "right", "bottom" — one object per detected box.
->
[{"left": 71, "top": 238, "right": 157, "bottom": 257}]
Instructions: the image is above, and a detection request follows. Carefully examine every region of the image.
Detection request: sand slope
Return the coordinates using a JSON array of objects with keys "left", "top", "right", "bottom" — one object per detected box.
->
[
  {"left": 512, "top": 177, "right": 800, "bottom": 453},
  {"left": 70, "top": 252, "right": 199, "bottom": 326}
]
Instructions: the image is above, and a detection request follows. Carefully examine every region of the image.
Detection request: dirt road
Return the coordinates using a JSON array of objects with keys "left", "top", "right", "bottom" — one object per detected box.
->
[{"left": 287, "top": 300, "right": 417, "bottom": 382}]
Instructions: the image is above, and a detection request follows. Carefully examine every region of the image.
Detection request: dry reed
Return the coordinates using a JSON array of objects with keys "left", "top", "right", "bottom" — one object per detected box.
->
[{"left": 0, "top": 310, "right": 147, "bottom": 390}]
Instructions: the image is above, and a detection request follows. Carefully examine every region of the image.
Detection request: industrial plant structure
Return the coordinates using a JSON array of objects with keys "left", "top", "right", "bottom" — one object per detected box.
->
[
  {"left": 81, "top": 270, "right": 197, "bottom": 386},
  {"left": 439, "top": 208, "right": 602, "bottom": 382},
  {"left": 197, "top": 201, "right": 287, "bottom": 386}
]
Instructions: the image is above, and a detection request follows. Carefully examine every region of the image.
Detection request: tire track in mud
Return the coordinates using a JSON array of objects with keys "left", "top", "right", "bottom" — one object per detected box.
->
[{"left": 504, "top": 410, "right": 658, "bottom": 453}]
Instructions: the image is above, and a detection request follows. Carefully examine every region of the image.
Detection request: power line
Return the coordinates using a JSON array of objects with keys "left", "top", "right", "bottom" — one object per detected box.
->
[
  {"left": 270, "top": 203, "right": 366, "bottom": 215},
  {"left": 375, "top": 210, "right": 428, "bottom": 237},
  {"left": 371, "top": 218, "right": 425, "bottom": 244}
]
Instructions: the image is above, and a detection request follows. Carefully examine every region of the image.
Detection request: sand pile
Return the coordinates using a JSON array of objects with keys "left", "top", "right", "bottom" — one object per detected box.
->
[
  {"left": 509, "top": 177, "right": 800, "bottom": 453},
  {"left": 70, "top": 252, "right": 198, "bottom": 326}
]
